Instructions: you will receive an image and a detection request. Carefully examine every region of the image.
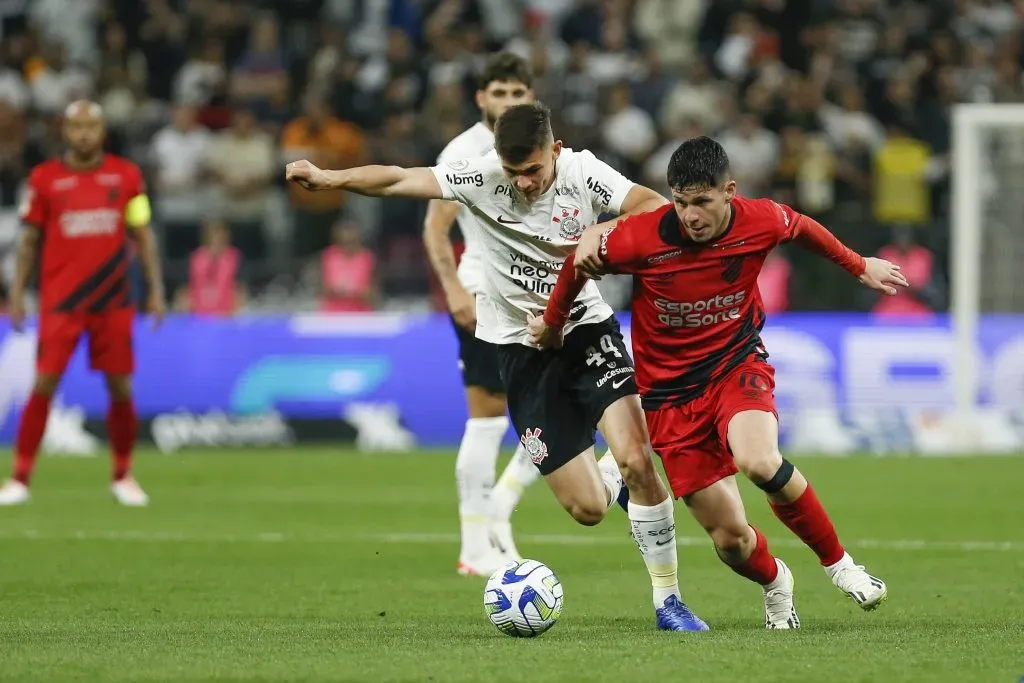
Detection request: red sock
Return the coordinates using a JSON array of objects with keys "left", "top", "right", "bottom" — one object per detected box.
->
[
  {"left": 724, "top": 526, "right": 779, "bottom": 586},
  {"left": 770, "top": 484, "right": 845, "bottom": 566},
  {"left": 107, "top": 400, "right": 138, "bottom": 481},
  {"left": 13, "top": 393, "right": 52, "bottom": 484}
]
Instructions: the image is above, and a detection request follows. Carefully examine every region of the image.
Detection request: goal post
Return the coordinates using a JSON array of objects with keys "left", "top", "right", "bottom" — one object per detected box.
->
[{"left": 950, "top": 103, "right": 1024, "bottom": 448}]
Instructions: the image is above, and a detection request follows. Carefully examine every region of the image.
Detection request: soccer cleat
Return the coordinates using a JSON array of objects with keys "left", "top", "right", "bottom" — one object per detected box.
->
[
  {"left": 826, "top": 552, "right": 887, "bottom": 610},
  {"left": 764, "top": 558, "right": 800, "bottom": 630},
  {"left": 457, "top": 549, "right": 510, "bottom": 577},
  {"left": 489, "top": 520, "right": 524, "bottom": 562},
  {"left": 0, "top": 479, "right": 31, "bottom": 506},
  {"left": 656, "top": 595, "right": 710, "bottom": 632},
  {"left": 111, "top": 476, "right": 149, "bottom": 507}
]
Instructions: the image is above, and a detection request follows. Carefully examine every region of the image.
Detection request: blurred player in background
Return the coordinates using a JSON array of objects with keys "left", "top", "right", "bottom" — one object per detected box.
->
[
  {"left": 0, "top": 100, "right": 165, "bottom": 507},
  {"left": 422, "top": 53, "right": 542, "bottom": 575},
  {"left": 287, "top": 103, "right": 709, "bottom": 631},
  {"left": 533, "top": 136, "right": 901, "bottom": 629}
]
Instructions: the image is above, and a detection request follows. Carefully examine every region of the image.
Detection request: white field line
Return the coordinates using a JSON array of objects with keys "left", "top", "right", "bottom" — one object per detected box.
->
[{"left": 0, "top": 529, "right": 1021, "bottom": 552}]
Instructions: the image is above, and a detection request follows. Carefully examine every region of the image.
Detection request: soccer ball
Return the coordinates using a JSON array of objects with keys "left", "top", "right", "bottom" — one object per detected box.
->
[{"left": 483, "top": 559, "right": 564, "bottom": 637}]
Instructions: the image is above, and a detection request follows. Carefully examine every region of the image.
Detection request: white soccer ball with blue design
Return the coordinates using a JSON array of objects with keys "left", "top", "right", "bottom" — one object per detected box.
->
[{"left": 484, "top": 559, "right": 564, "bottom": 637}]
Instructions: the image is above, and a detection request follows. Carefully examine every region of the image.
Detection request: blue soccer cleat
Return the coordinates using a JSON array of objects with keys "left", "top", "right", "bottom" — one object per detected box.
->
[{"left": 656, "top": 595, "right": 710, "bottom": 632}]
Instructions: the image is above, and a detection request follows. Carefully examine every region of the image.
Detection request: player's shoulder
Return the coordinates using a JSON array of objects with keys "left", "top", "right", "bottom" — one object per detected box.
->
[
  {"left": 733, "top": 195, "right": 798, "bottom": 235},
  {"left": 438, "top": 122, "right": 494, "bottom": 162},
  {"left": 103, "top": 153, "right": 141, "bottom": 173},
  {"left": 28, "top": 157, "right": 63, "bottom": 184}
]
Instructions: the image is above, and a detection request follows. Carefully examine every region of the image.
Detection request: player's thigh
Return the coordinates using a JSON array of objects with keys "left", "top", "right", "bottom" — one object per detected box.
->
[
  {"left": 86, "top": 308, "right": 135, "bottom": 375},
  {"left": 542, "top": 445, "right": 608, "bottom": 525},
  {"left": 498, "top": 342, "right": 593, "bottom": 477},
  {"left": 562, "top": 317, "right": 641, "bottom": 453},
  {"left": 715, "top": 359, "right": 782, "bottom": 481},
  {"left": 647, "top": 401, "right": 739, "bottom": 500},
  {"left": 680, "top": 475, "right": 750, "bottom": 542},
  {"left": 36, "top": 313, "right": 85, "bottom": 376},
  {"left": 453, "top": 320, "right": 508, "bottom": 418}
]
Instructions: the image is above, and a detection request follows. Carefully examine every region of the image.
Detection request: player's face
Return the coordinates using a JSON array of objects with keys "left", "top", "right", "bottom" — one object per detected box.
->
[
  {"left": 477, "top": 80, "right": 534, "bottom": 127},
  {"left": 501, "top": 140, "right": 562, "bottom": 202},
  {"left": 64, "top": 113, "right": 105, "bottom": 157},
  {"left": 671, "top": 180, "right": 737, "bottom": 243}
]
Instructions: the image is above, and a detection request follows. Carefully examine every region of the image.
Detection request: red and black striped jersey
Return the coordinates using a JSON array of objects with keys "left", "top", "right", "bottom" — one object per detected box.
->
[
  {"left": 546, "top": 196, "right": 866, "bottom": 410},
  {"left": 20, "top": 155, "right": 144, "bottom": 314}
]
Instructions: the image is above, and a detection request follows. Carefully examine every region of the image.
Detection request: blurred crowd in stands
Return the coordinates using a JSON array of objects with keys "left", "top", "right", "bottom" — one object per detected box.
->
[{"left": 2, "top": 0, "right": 1020, "bottom": 317}]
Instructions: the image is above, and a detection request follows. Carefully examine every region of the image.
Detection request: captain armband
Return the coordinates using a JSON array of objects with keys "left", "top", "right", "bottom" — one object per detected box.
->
[{"left": 124, "top": 194, "right": 152, "bottom": 228}]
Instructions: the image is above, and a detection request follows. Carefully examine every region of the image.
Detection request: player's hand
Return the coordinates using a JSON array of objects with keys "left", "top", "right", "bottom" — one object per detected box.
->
[
  {"left": 526, "top": 312, "right": 563, "bottom": 350},
  {"left": 285, "top": 160, "right": 331, "bottom": 191},
  {"left": 147, "top": 290, "right": 166, "bottom": 329},
  {"left": 8, "top": 294, "right": 26, "bottom": 332},
  {"left": 446, "top": 284, "right": 476, "bottom": 332},
  {"left": 859, "top": 257, "right": 909, "bottom": 296},
  {"left": 573, "top": 226, "right": 606, "bottom": 281}
]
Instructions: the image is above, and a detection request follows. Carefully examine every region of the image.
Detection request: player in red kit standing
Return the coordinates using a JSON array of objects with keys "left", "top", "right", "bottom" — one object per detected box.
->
[
  {"left": 0, "top": 100, "right": 165, "bottom": 507},
  {"left": 531, "top": 136, "right": 906, "bottom": 629}
]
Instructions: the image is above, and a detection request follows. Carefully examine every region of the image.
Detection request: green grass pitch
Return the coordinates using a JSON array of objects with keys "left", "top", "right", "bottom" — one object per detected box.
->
[{"left": 0, "top": 448, "right": 1021, "bottom": 682}]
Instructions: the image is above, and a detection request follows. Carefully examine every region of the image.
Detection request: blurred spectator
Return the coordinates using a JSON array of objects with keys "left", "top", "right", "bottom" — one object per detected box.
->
[
  {"left": 205, "top": 108, "right": 276, "bottom": 260},
  {"left": 320, "top": 220, "right": 378, "bottom": 313},
  {"left": 281, "top": 95, "right": 367, "bottom": 260},
  {"left": 873, "top": 226, "right": 938, "bottom": 318},
  {"left": 230, "top": 12, "right": 289, "bottom": 121},
  {"left": 873, "top": 124, "right": 931, "bottom": 227},
  {"left": 176, "top": 220, "right": 245, "bottom": 317},
  {"left": 602, "top": 82, "right": 657, "bottom": 177},
  {"left": 26, "top": 40, "right": 93, "bottom": 115},
  {"left": 660, "top": 58, "right": 726, "bottom": 134},
  {"left": 151, "top": 104, "right": 211, "bottom": 260},
  {"left": 718, "top": 111, "right": 778, "bottom": 199},
  {"left": 758, "top": 250, "right": 791, "bottom": 315},
  {"left": 174, "top": 38, "right": 228, "bottom": 108}
]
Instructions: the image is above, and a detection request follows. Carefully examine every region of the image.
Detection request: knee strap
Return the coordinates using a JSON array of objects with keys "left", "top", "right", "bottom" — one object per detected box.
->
[{"left": 756, "top": 458, "right": 794, "bottom": 494}]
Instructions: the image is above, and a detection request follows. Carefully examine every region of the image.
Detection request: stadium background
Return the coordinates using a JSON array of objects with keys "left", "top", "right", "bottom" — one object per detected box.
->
[{"left": 0, "top": 0, "right": 1022, "bottom": 453}]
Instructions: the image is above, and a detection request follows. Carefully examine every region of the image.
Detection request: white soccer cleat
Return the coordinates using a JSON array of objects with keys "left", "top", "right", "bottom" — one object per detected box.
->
[
  {"left": 764, "top": 558, "right": 800, "bottom": 630},
  {"left": 0, "top": 479, "right": 31, "bottom": 506},
  {"left": 489, "top": 520, "right": 524, "bottom": 563},
  {"left": 111, "top": 476, "right": 149, "bottom": 507},
  {"left": 826, "top": 552, "right": 887, "bottom": 610},
  {"left": 457, "top": 548, "right": 510, "bottom": 577}
]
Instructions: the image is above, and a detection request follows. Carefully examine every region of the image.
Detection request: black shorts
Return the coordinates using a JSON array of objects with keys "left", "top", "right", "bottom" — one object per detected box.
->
[
  {"left": 498, "top": 316, "right": 637, "bottom": 475},
  {"left": 451, "top": 317, "right": 505, "bottom": 394}
]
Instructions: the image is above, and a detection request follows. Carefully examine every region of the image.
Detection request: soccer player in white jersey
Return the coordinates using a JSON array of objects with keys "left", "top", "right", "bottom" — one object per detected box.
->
[
  {"left": 287, "top": 103, "right": 709, "bottom": 631},
  {"left": 423, "top": 54, "right": 541, "bottom": 576}
]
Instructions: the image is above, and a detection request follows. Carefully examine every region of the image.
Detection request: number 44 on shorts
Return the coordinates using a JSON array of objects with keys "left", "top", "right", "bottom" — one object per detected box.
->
[{"left": 585, "top": 334, "right": 623, "bottom": 368}]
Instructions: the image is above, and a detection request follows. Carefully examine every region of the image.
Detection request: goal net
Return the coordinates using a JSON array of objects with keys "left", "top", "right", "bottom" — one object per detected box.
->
[{"left": 950, "top": 103, "right": 1024, "bottom": 450}]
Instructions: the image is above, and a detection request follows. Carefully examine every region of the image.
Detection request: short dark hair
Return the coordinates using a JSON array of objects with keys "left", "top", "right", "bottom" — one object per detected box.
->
[
  {"left": 666, "top": 136, "right": 731, "bottom": 192},
  {"left": 494, "top": 102, "right": 552, "bottom": 165},
  {"left": 478, "top": 52, "right": 533, "bottom": 91}
]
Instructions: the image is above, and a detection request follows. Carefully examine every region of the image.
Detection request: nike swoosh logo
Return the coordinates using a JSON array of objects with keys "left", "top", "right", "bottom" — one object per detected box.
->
[
  {"left": 655, "top": 537, "right": 673, "bottom": 546},
  {"left": 612, "top": 376, "right": 632, "bottom": 389},
  {"left": 497, "top": 215, "right": 522, "bottom": 224}
]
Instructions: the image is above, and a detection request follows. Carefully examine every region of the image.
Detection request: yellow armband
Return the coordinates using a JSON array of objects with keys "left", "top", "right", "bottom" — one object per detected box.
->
[{"left": 125, "top": 194, "right": 152, "bottom": 229}]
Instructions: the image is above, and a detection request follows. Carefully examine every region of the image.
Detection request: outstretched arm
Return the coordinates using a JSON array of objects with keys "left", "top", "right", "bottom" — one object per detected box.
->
[
  {"left": 575, "top": 184, "right": 668, "bottom": 278},
  {"left": 286, "top": 160, "right": 443, "bottom": 199},
  {"left": 789, "top": 216, "right": 908, "bottom": 295}
]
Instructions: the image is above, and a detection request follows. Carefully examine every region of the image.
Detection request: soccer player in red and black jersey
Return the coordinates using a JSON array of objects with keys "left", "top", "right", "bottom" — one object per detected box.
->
[
  {"left": 530, "top": 136, "right": 906, "bottom": 629},
  {"left": 0, "top": 100, "right": 165, "bottom": 507}
]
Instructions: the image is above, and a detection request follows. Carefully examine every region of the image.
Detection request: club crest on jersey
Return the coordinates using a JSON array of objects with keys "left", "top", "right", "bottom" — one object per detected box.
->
[
  {"left": 520, "top": 428, "right": 548, "bottom": 465},
  {"left": 553, "top": 207, "right": 583, "bottom": 241},
  {"left": 446, "top": 159, "right": 470, "bottom": 171},
  {"left": 720, "top": 255, "right": 745, "bottom": 283}
]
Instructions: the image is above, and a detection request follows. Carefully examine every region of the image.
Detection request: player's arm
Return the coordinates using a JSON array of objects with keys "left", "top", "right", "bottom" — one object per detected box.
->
[
  {"left": 8, "top": 224, "right": 40, "bottom": 330},
  {"left": 125, "top": 192, "right": 167, "bottom": 325},
  {"left": 285, "top": 159, "right": 443, "bottom": 199},
  {"left": 785, "top": 211, "right": 908, "bottom": 295},
  {"left": 537, "top": 215, "right": 641, "bottom": 339},
  {"left": 423, "top": 198, "right": 476, "bottom": 330}
]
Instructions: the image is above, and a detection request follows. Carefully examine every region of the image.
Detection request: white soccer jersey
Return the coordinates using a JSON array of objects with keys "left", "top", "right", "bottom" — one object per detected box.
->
[
  {"left": 430, "top": 147, "right": 635, "bottom": 346},
  {"left": 436, "top": 122, "right": 495, "bottom": 295}
]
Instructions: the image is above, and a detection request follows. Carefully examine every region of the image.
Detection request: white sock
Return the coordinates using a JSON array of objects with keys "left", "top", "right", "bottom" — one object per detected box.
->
[
  {"left": 628, "top": 497, "right": 682, "bottom": 608},
  {"left": 596, "top": 450, "right": 622, "bottom": 509},
  {"left": 455, "top": 416, "right": 508, "bottom": 561},
  {"left": 491, "top": 443, "right": 540, "bottom": 522}
]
